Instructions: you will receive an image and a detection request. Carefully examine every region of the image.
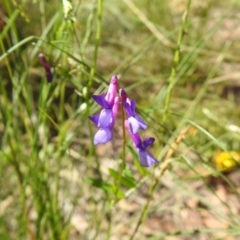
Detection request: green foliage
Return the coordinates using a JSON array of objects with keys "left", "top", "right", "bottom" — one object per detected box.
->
[
  {"left": 86, "top": 177, "right": 113, "bottom": 194},
  {"left": 109, "top": 167, "right": 136, "bottom": 188}
]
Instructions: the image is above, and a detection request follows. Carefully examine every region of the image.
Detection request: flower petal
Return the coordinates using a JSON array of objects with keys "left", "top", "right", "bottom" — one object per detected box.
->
[
  {"left": 128, "top": 116, "right": 140, "bottom": 134},
  {"left": 46, "top": 70, "right": 53, "bottom": 82},
  {"left": 88, "top": 114, "right": 100, "bottom": 125},
  {"left": 105, "top": 76, "right": 118, "bottom": 105},
  {"left": 39, "top": 53, "right": 51, "bottom": 71},
  {"left": 123, "top": 102, "right": 132, "bottom": 116},
  {"left": 94, "top": 128, "right": 113, "bottom": 145},
  {"left": 124, "top": 120, "right": 141, "bottom": 147},
  {"left": 119, "top": 88, "right": 128, "bottom": 103},
  {"left": 130, "top": 99, "right": 136, "bottom": 114},
  {"left": 137, "top": 149, "right": 159, "bottom": 167},
  {"left": 98, "top": 109, "right": 113, "bottom": 128},
  {"left": 142, "top": 138, "right": 155, "bottom": 149},
  {"left": 135, "top": 114, "right": 148, "bottom": 130},
  {"left": 92, "top": 94, "right": 110, "bottom": 108},
  {"left": 110, "top": 75, "right": 118, "bottom": 84},
  {"left": 112, "top": 97, "right": 119, "bottom": 122},
  {"left": 39, "top": 54, "right": 53, "bottom": 82}
]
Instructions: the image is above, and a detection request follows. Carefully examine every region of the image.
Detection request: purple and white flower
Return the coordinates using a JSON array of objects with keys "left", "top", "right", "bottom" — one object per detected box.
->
[
  {"left": 120, "top": 89, "right": 147, "bottom": 134},
  {"left": 89, "top": 76, "right": 119, "bottom": 145},
  {"left": 125, "top": 120, "right": 158, "bottom": 167},
  {"left": 89, "top": 76, "right": 158, "bottom": 167}
]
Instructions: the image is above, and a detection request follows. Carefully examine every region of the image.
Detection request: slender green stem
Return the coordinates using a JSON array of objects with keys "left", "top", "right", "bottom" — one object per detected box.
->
[
  {"left": 39, "top": 0, "right": 46, "bottom": 32},
  {"left": 81, "top": 4, "right": 95, "bottom": 59},
  {"left": 59, "top": 79, "right": 66, "bottom": 123},
  {"left": 106, "top": 199, "right": 113, "bottom": 240},
  {"left": 86, "top": 0, "right": 103, "bottom": 179},
  {"left": 87, "top": 0, "right": 103, "bottom": 92},
  {"left": 162, "top": 0, "right": 192, "bottom": 124}
]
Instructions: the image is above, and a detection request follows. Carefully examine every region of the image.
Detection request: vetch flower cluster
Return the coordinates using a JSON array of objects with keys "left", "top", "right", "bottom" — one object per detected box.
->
[
  {"left": 89, "top": 76, "right": 158, "bottom": 167},
  {"left": 89, "top": 76, "right": 119, "bottom": 145}
]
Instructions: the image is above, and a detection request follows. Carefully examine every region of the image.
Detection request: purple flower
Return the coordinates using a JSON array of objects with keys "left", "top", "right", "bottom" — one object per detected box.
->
[
  {"left": 120, "top": 89, "right": 147, "bottom": 134},
  {"left": 93, "top": 128, "right": 113, "bottom": 145},
  {"left": 125, "top": 120, "right": 158, "bottom": 167},
  {"left": 105, "top": 75, "right": 118, "bottom": 105},
  {"left": 89, "top": 76, "right": 119, "bottom": 145},
  {"left": 90, "top": 96, "right": 119, "bottom": 145},
  {"left": 90, "top": 94, "right": 114, "bottom": 128},
  {"left": 39, "top": 53, "right": 53, "bottom": 82},
  {"left": 119, "top": 88, "right": 127, "bottom": 103}
]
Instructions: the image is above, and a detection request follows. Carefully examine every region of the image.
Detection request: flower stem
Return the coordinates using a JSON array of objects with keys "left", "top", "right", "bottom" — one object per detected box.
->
[
  {"left": 121, "top": 99, "right": 126, "bottom": 168},
  {"left": 87, "top": 0, "right": 103, "bottom": 92},
  {"left": 106, "top": 95, "right": 126, "bottom": 239},
  {"left": 86, "top": 0, "right": 103, "bottom": 178},
  {"left": 115, "top": 95, "right": 127, "bottom": 198}
]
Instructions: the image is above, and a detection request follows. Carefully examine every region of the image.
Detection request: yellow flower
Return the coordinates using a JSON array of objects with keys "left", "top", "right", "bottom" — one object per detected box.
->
[
  {"left": 213, "top": 151, "right": 240, "bottom": 170},
  {"left": 188, "top": 127, "right": 198, "bottom": 136}
]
